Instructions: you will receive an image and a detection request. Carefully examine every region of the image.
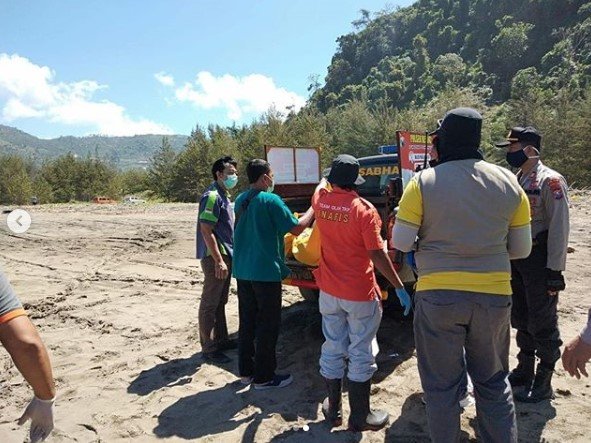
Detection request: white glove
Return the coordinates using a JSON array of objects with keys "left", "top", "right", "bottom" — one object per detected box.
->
[{"left": 18, "top": 396, "right": 55, "bottom": 442}]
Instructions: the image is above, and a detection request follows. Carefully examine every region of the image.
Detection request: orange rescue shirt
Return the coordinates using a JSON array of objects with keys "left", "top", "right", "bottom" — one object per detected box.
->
[{"left": 312, "top": 187, "right": 383, "bottom": 301}]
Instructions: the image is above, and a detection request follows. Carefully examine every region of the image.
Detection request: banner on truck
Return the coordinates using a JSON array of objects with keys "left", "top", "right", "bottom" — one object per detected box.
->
[
  {"left": 395, "top": 131, "right": 434, "bottom": 188},
  {"left": 265, "top": 146, "right": 321, "bottom": 184}
]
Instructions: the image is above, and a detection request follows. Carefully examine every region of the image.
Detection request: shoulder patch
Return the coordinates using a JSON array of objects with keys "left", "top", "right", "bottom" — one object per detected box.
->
[{"left": 547, "top": 177, "right": 564, "bottom": 200}]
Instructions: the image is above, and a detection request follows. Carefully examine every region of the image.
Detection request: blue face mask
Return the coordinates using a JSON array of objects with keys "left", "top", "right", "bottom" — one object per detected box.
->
[{"left": 223, "top": 174, "right": 238, "bottom": 189}]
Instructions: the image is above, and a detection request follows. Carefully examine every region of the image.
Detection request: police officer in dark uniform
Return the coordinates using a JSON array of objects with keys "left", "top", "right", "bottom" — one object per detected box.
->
[{"left": 496, "top": 126, "right": 569, "bottom": 403}]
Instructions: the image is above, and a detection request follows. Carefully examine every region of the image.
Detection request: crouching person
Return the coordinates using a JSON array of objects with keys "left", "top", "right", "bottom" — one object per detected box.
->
[{"left": 312, "top": 155, "right": 412, "bottom": 431}]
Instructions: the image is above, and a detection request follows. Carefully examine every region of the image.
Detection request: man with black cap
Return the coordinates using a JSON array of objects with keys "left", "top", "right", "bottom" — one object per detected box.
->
[
  {"left": 312, "top": 154, "right": 411, "bottom": 431},
  {"left": 393, "top": 108, "right": 532, "bottom": 442},
  {"left": 496, "top": 126, "right": 570, "bottom": 403}
]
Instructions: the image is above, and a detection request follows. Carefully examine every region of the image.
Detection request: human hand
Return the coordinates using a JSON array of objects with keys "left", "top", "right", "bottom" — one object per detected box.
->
[
  {"left": 562, "top": 335, "right": 591, "bottom": 379},
  {"left": 395, "top": 287, "right": 412, "bottom": 316},
  {"left": 18, "top": 396, "right": 55, "bottom": 442},
  {"left": 546, "top": 269, "right": 565, "bottom": 296},
  {"left": 214, "top": 259, "right": 229, "bottom": 280}
]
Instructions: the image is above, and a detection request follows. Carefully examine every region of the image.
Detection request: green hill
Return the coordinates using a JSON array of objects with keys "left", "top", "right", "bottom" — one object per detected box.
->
[
  {"left": 310, "top": 0, "right": 590, "bottom": 111},
  {"left": 0, "top": 125, "right": 188, "bottom": 169}
]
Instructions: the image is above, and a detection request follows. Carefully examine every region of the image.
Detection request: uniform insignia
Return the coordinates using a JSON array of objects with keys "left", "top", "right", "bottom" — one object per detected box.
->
[{"left": 548, "top": 177, "right": 563, "bottom": 199}]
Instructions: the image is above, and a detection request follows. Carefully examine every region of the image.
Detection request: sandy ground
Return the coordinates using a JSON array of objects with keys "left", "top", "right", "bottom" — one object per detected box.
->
[{"left": 0, "top": 194, "right": 590, "bottom": 443}]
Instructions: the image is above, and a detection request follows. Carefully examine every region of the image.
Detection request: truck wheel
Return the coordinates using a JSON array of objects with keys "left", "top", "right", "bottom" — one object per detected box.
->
[{"left": 299, "top": 288, "right": 319, "bottom": 302}]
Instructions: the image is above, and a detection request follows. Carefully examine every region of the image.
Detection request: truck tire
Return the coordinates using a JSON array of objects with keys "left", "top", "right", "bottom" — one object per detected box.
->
[{"left": 299, "top": 288, "right": 320, "bottom": 302}]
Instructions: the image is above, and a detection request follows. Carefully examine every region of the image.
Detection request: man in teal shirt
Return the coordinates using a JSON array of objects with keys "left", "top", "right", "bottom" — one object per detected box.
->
[{"left": 233, "top": 159, "right": 313, "bottom": 389}]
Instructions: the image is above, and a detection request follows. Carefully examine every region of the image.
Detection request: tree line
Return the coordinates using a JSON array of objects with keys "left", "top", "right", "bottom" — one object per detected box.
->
[{"left": 1, "top": 84, "right": 589, "bottom": 206}]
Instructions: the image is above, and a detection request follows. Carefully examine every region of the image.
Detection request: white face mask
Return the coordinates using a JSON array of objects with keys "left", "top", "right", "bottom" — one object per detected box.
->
[{"left": 265, "top": 175, "right": 275, "bottom": 193}]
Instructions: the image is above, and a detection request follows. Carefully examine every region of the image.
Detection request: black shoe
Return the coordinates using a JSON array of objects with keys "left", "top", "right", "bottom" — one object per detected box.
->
[
  {"left": 218, "top": 339, "right": 238, "bottom": 351},
  {"left": 202, "top": 351, "right": 231, "bottom": 364},
  {"left": 509, "top": 354, "right": 535, "bottom": 388},
  {"left": 515, "top": 364, "right": 554, "bottom": 403},
  {"left": 254, "top": 373, "right": 293, "bottom": 390},
  {"left": 347, "top": 380, "right": 389, "bottom": 432},
  {"left": 322, "top": 378, "right": 343, "bottom": 427}
]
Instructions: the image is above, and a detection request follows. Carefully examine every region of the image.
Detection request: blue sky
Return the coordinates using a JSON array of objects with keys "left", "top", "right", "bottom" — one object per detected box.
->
[{"left": 0, "top": 0, "right": 415, "bottom": 138}]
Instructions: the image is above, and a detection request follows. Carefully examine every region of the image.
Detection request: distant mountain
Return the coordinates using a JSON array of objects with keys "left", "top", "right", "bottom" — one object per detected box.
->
[{"left": 0, "top": 125, "right": 188, "bottom": 169}]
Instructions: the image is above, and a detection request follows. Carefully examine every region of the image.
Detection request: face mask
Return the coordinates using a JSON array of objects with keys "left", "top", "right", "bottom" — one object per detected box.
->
[
  {"left": 265, "top": 175, "right": 275, "bottom": 193},
  {"left": 223, "top": 174, "right": 238, "bottom": 189},
  {"left": 505, "top": 149, "right": 529, "bottom": 168}
]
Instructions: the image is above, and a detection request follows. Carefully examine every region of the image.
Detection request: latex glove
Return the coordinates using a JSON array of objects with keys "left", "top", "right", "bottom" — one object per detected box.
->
[
  {"left": 395, "top": 288, "right": 412, "bottom": 316},
  {"left": 18, "top": 396, "right": 55, "bottom": 442}
]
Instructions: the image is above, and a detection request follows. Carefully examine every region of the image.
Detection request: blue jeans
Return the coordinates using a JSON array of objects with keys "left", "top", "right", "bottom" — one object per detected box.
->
[{"left": 319, "top": 290, "right": 381, "bottom": 383}]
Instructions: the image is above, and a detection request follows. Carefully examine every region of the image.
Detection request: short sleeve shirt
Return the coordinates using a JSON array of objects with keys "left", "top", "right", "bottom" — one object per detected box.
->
[
  {"left": 312, "top": 187, "right": 384, "bottom": 301},
  {"left": 196, "top": 182, "right": 235, "bottom": 259},
  {"left": 0, "top": 269, "right": 26, "bottom": 325},
  {"left": 232, "top": 190, "right": 298, "bottom": 282}
]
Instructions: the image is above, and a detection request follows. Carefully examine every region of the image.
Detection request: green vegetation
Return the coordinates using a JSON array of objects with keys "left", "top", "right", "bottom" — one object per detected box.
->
[{"left": 1, "top": 0, "right": 590, "bottom": 205}]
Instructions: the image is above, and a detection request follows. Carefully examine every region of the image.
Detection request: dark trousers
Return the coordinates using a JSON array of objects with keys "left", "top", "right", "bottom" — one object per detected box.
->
[
  {"left": 198, "top": 255, "right": 231, "bottom": 353},
  {"left": 511, "top": 244, "right": 562, "bottom": 368},
  {"left": 414, "top": 290, "right": 517, "bottom": 443},
  {"left": 237, "top": 280, "right": 282, "bottom": 383}
]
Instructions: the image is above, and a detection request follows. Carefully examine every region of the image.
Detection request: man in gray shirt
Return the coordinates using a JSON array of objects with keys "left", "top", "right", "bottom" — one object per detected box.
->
[{"left": 497, "top": 126, "right": 569, "bottom": 403}]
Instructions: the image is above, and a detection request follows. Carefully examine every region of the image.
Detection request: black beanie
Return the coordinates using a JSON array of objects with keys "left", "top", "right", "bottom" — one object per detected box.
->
[{"left": 435, "top": 107, "right": 484, "bottom": 164}]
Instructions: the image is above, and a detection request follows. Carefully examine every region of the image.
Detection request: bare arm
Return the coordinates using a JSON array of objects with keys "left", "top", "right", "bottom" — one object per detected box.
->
[
  {"left": 0, "top": 316, "right": 55, "bottom": 400},
  {"left": 368, "top": 249, "right": 404, "bottom": 289},
  {"left": 290, "top": 206, "right": 315, "bottom": 236}
]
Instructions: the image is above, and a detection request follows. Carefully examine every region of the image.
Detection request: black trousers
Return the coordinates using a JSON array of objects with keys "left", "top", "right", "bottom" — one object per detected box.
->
[
  {"left": 237, "top": 280, "right": 282, "bottom": 383},
  {"left": 511, "top": 243, "right": 562, "bottom": 368}
]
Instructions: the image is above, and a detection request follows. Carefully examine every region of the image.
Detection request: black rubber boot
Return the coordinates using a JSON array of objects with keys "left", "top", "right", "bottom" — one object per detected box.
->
[
  {"left": 508, "top": 354, "right": 535, "bottom": 388},
  {"left": 515, "top": 364, "right": 555, "bottom": 403},
  {"left": 347, "top": 380, "right": 389, "bottom": 432},
  {"left": 321, "top": 378, "right": 342, "bottom": 427}
]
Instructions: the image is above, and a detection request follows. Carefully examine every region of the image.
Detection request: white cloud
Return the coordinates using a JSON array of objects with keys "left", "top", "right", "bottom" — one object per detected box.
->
[
  {"left": 154, "top": 71, "right": 175, "bottom": 87},
  {"left": 0, "top": 53, "right": 172, "bottom": 136},
  {"left": 171, "top": 71, "right": 306, "bottom": 121}
]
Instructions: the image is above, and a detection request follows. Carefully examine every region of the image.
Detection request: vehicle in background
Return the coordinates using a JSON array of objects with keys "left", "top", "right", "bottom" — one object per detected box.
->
[
  {"left": 266, "top": 145, "right": 417, "bottom": 307},
  {"left": 92, "top": 196, "right": 117, "bottom": 204},
  {"left": 123, "top": 195, "right": 146, "bottom": 204}
]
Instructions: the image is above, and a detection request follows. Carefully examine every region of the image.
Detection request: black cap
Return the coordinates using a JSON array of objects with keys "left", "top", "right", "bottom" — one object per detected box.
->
[
  {"left": 327, "top": 154, "right": 365, "bottom": 186},
  {"left": 495, "top": 126, "right": 541, "bottom": 149}
]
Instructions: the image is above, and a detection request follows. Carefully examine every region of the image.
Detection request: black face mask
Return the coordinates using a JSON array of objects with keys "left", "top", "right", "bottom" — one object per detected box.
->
[{"left": 506, "top": 149, "right": 528, "bottom": 168}]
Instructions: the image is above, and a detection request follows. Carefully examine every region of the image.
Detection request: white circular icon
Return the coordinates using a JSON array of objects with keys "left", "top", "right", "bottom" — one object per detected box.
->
[{"left": 6, "top": 209, "right": 32, "bottom": 234}]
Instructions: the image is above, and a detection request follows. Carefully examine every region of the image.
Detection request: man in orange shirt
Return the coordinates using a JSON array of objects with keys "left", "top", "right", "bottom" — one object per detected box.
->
[{"left": 312, "top": 154, "right": 411, "bottom": 432}]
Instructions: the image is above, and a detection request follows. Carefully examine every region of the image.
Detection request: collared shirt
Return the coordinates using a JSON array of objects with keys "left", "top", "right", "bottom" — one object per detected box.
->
[
  {"left": 0, "top": 269, "right": 26, "bottom": 325},
  {"left": 232, "top": 190, "right": 298, "bottom": 282},
  {"left": 312, "top": 187, "right": 383, "bottom": 302},
  {"left": 196, "top": 182, "right": 234, "bottom": 260},
  {"left": 396, "top": 159, "right": 530, "bottom": 295},
  {"left": 517, "top": 160, "right": 569, "bottom": 271}
]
